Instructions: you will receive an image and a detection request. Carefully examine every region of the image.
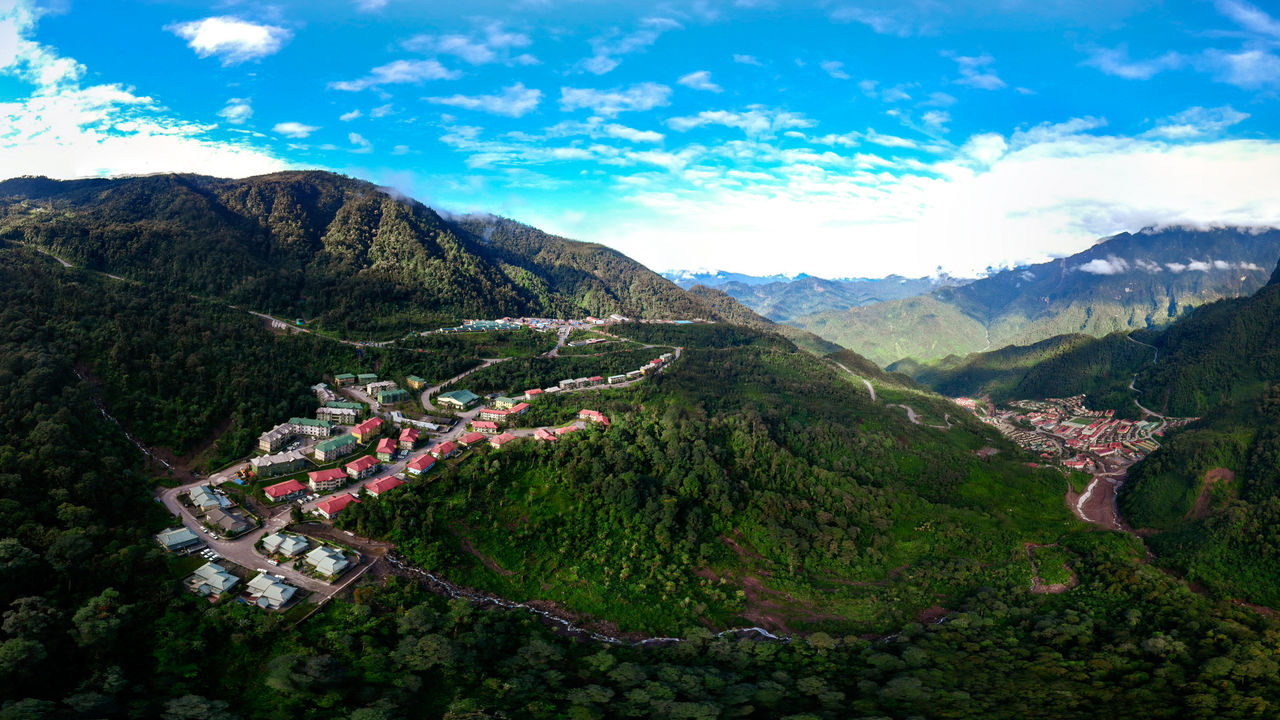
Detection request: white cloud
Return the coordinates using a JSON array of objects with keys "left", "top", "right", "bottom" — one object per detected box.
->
[
  {"left": 677, "top": 70, "right": 722, "bottom": 92},
  {"left": 576, "top": 17, "right": 680, "bottom": 75},
  {"left": 339, "top": 109, "right": 362, "bottom": 121},
  {"left": 392, "top": 144, "right": 409, "bottom": 155},
  {"left": 604, "top": 123, "right": 664, "bottom": 143},
  {"left": 668, "top": 106, "right": 814, "bottom": 136},
  {"left": 560, "top": 82, "right": 671, "bottom": 117},
  {"left": 1166, "top": 262, "right": 1187, "bottom": 273},
  {"left": 329, "top": 59, "right": 459, "bottom": 92},
  {"left": 829, "top": 7, "right": 918, "bottom": 37},
  {"left": 166, "top": 17, "right": 290, "bottom": 65},
  {"left": 218, "top": 97, "right": 252, "bottom": 124},
  {"left": 1187, "top": 260, "right": 1212, "bottom": 272},
  {"left": 1202, "top": 48, "right": 1280, "bottom": 88},
  {"left": 349, "top": 132, "right": 372, "bottom": 153},
  {"left": 820, "top": 60, "right": 850, "bottom": 80},
  {"left": 733, "top": 53, "right": 762, "bottom": 66},
  {"left": 951, "top": 54, "right": 1006, "bottom": 90},
  {"left": 921, "top": 110, "right": 950, "bottom": 130},
  {"left": 403, "top": 23, "right": 537, "bottom": 66},
  {"left": 273, "top": 121, "right": 318, "bottom": 138},
  {"left": 1148, "top": 105, "right": 1249, "bottom": 139},
  {"left": 355, "top": 0, "right": 388, "bottom": 10},
  {"left": 427, "top": 83, "right": 542, "bottom": 117},
  {"left": 1134, "top": 258, "right": 1163, "bottom": 272},
  {"left": 1216, "top": 0, "right": 1280, "bottom": 40},
  {"left": 1082, "top": 45, "right": 1184, "bottom": 80},
  {"left": 370, "top": 103, "right": 394, "bottom": 118},
  {"left": 1076, "top": 255, "right": 1129, "bottom": 274}
]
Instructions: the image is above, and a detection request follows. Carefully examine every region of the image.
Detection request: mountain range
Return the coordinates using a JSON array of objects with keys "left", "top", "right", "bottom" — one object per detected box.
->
[{"left": 789, "top": 226, "right": 1280, "bottom": 366}]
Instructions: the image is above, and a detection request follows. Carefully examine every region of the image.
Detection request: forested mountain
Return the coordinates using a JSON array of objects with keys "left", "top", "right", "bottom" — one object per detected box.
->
[
  {"left": 666, "top": 270, "right": 963, "bottom": 323},
  {"left": 793, "top": 226, "right": 1280, "bottom": 365},
  {"left": 0, "top": 172, "right": 715, "bottom": 337}
]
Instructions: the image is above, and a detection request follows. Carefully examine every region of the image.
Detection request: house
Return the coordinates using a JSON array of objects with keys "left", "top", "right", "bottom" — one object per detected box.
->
[
  {"left": 307, "top": 468, "right": 348, "bottom": 493},
  {"left": 405, "top": 375, "right": 427, "bottom": 390},
  {"left": 489, "top": 432, "right": 516, "bottom": 449},
  {"left": 578, "top": 409, "right": 610, "bottom": 426},
  {"left": 156, "top": 527, "right": 200, "bottom": 552},
  {"left": 325, "top": 400, "right": 365, "bottom": 411},
  {"left": 376, "top": 437, "right": 397, "bottom": 461},
  {"left": 207, "top": 507, "right": 252, "bottom": 536},
  {"left": 316, "top": 406, "right": 358, "bottom": 424},
  {"left": 507, "top": 402, "right": 530, "bottom": 415},
  {"left": 608, "top": 375, "right": 626, "bottom": 384},
  {"left": 533, "top": 428, "right": 557, "bottom": 442},
  {"left": 304, "top": 546, "right": 350, "bottom": 577},
  {"left": 258, "top": 422, "right": 295, "bottom": 452},
  {"left": 554, "top": 425, "right": 580, "bottom": 436},
  {"left": 334, "top": 373, "right": 357, "bottom": 387},
  {"left": 437, "top": 389, "right": 480, "bottom": 410},
  {"left": 262, "top": 532, "right": 310, "bottom": 557},
  {"left": 313, "top": 434, "right": 357, "bottom": 462},
  {"left": 493, "top": 396, "right": 519, "bottom": 410},
  {"left": 314, "top": 493, "right": 359, "bottom": 519},
  {"left": 356, "top": 373, "right": 378, "bottom": 385},
  {"left": 524, "top": 388, "right": 544, "bottom": 398},
  {"left": 190, "top": 562, "right": 239, "bottom": 596},
  {"left": 430, "top": 441, "right": 459, "bottom": 459},
  {"left": 365, "top": 476, "right": 405, "bottom": 497},
  {"left": 459, "top": 431, "right": 486, "bottom": 446},
  {"left": 345, "top": 455, "right": 380, "bottom": 481},
  {"left": 544, "top": 386, "right": 561, "bottom": 394},
  {"left": 288, "top": 417, "right": 333, "bottom": 438},
  {"left": 399, "top": 427, "right": 419, "bottom": 450},
  {"left": 365, "top": 380, "right": 398, "bottom": 396},
  {"left": 626, "top": 370, "right": 643, "bottom": 380},
  {"left": 472, "top": 420, "right": 500, "bottom": 434},
  {"left": 558, "top": 379, "right": 575, "bottom": 389},
  {"left": 588, "top": 376, "right": 604, "bottom": 385},
  {"left": 247, "top": 573, "right": 297, "bottom": 610},
  {"left": 406, "top": 454, "right": 436, "bottom": 476},
  {"left": 352, "top": 417, "right": 384, "bottom": 443},
  {"left": 378, "top": 388, "right": 410, "bottom": 404},
  {"left": 250, "top": 449, "right": 307, "bottom": 478},
  {"left": 264, "top": 478, "right": 308, "bottom": 502},
  {"left": 187, "top": 485, "right": 223, "bottom": 511},
  {"left": 477, "top": 408, "right": 510, "bottom": 422}
]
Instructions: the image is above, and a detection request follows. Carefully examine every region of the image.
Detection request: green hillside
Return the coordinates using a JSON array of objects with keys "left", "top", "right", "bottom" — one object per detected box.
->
[{"left": 793, "top": 226, "right": 1280, "bottom": 365}]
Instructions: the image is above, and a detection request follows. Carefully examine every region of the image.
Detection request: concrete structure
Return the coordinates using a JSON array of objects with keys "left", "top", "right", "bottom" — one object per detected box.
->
[
  {"left": 304, "top": 546, "right": 351, "bottom": 577},
  {"left": 262, "top": 532, "right": 310, "bottom": 557},
  {"left": 579, "top": 409, "right": 610, "bottom": 426},
  {"left": 376, "top": 438, "right": 396, "bottom": 461},
  {"left": 430, "top": 441, "right": 460, "bottom": 459},
  {"left": 345, "top": 455, "right": 379, "bottom": 481},
  {"left": 334, "top": 373, "right": 356, "bottom": 387},
  {"left": 188, "top": 485, "right": 223, "bottom": 512},
  {"left": 313, "top": 434, "right": 357, "bottom": 462},
  {"left": 247, "top": 573, "right": 297, "bottom": 610},
  {"left": 489, "top": 432, "right": 517, "bottom": 449},
  {"left": 264, "top": 479, "right": 307, "bottom": 502},
  {"left": 308, "top": 468, "right": 348, "bottom": 493},
  {"left": 258, "top": 418, "right": 333, "bottom": 452},
  {"left": 608, "top": 374, "right": 626, "bottom": 384},
  {"left": 533, "top": 428, "right": 557, "bottom": 442},
  {"left": 156, "top": 527, "right": 200, "bottom": 552},
  {"left": 250, "top": 449, "right": 307, "bottom": 478},
  {"left": 207, "top": 507, "right": 251, "bottom": 536},
  {"left": 317, "top": 406, "right": 358, "bottom": 424},
  {"left": 399, "top": 427, "right": 419, "bottom": 450},
  {"left": 406, "top": 375, "right": 427, "bottom": 390},
  {"left": 406, "top": 454, "right": 436, "bottom": 476},
  {"left": 365, "top": 476, "right": 405, "bottom": 497},
  {"left": 437, "top": 389, "right": 480, "bottom": 410},
  {"left": 356, "top": 373, "right": 378, "bottom": 385},
  {"left": 365, "top": 380, "right": 398, "bottom": 396},
  {"left": 459, "top": 431, "right": 486, "bottom": 446},
  {"left": 191, "top": 562, "right": 239, "bottom": 596},
  {"left": 378, "top": 388, "right": 410, "bottom": 404},
  {"left": 493, "top": 396, "right": 519, "bottom": 410},
  {"left": 472, "top": 420, "right": 499, "bottom": 434},
  {"left": 352, "top": 417, "right": 384, "bottom": 443},
  {"left": 315, "top": 494, "right": 359, "bottom": 519}
]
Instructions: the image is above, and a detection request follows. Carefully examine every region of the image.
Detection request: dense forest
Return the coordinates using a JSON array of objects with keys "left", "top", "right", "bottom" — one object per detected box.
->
[{"left": 7, "top": 242, "right": 1280, "bottom": 717}]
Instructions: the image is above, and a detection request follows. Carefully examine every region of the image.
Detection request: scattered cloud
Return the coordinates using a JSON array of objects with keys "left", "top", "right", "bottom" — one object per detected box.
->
[
  {"left": 576, "top": 17, "right": 681, "bottom": 75},
  {"left": 349, "top": 132, "right": 372, "bottom": 153},
  {"left": 922, "top": 110, "right": 950, "bottom": 131},
  {"left": 950, "top": 53, "right": 1006, "bottom": 90},
  {"left": 1082, "top": 44, "right": 1184, "bottom": 80},
  {"left": 329, "top": 59, "right": 459, "bottom": 92},
  {"left": 668, "top": 105, "right": 814, "bottom": 136},
  {"left": 218, "top": 97, "right": 252, "bottom": 124},
  {"left": 733, "top": 53, "right": 762, "bottom": 66},
  {"left": 829, "top": 7, "right": 918, "bottom": 37},
  {"left": 273, "top": 121, "right": 318, "bottom": 138},
  {"left": 820, "top": 60, "right": 850, "bottom": 80},
  {"left": 1216, "top": 0, "right": 1280, "bottom": 41},
  {"left": 1148, "top": 105, "right": 1249, "bottom": 139},
  {"left": 354, "top": 0, "right": 388, "bottom": 10},
  {"left": 392, "top": 144, "right": 409, "bottom": 155},
  {"left": 604, "top": 123, "right": 664, "bottom": 143},
  {"left": 339, "top": 109, "right": 362, "bottom": 122},
  {"left": 559, "top": 82, "right": 672, "bottom": 117},
  {"left": 166, "top": 16, "right": 291, "bottom": 65},
  {"left": 677, "top": 70, "right": 722, "bottom": 92},
  {"left": 1202, "top": 48, "right": 1280, "bottom": 88},
  {"left": 403, "top": 22, "right": 537, "bottom": 66},
  {"left": 1076, "top": 255, "right": 1129, "bottom": 274},
  {"left": 427, "top": 83, "right": 542, "bottom": 117},
  {"left": 370, "top": 103, "right": 394, "bottom": 118}
]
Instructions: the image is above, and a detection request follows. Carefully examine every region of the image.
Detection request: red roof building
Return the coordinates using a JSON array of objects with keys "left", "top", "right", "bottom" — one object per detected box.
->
[
  {"left": 264, "top": 479, "right": 307, "bottom": 500},
  {"left": 352, "top": 417, "right": 384, "bottom": 442},
  {"left": 365, "top": 476, "right": 405, "bottom": 497},
  {"left": 508, "top": 402, "right": 530, "bottom": 414},
  {"left": 307, "top": 468, "right": 348, "bottom": 493},
  {"left": 345, "top": 455, "right": 380, "bottom": 480},
  {"left": 459, "top": 431, "right": 487, "bottom": 446},
  {"left": 315, "top": 493, "right": 359, "bottom": 519},
  {"left": 376, "top": 437, "right": 397, "bottom": 460},
  {"left": 406, "top": 454, "right": 436, "bottom": 475},
  {"left": 472, "top": 420, "right": 500, "bottom": 434},
  {"left": 578, "top": 409, "right": 610, "bottom": 426},
  {"left": 554, "top": 425, "right": 580, "bottom": 436},
  {"left": 534, "top": 428, "right": 557, "bottom": 442},
  {"left": 588, "top": 376, "right": 604, "bottom": 383},
  {"left": 489, "top": 432, "right": 517, "bottom": 448},
  {"left": 399, "top": 427, "right": 419, "bottom": 449},
  {"left": 524, "top": 388, "right": 544, "bottom": 397},
  {"left": 430, "top": 441, "right": 459, "bottom": 459}
]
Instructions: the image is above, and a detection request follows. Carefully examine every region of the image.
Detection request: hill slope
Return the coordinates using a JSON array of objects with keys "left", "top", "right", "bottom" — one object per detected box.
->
[
  {"left": 0, "top": 172, "right": 714, "bottom": 336},
  {"left": 794, "top": 226, "right": 1280, "bottom": 365}
]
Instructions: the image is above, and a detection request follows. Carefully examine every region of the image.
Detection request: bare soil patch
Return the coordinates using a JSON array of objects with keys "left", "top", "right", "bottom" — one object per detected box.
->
[
  {"left": 1189, "top": 467, "right": 1236, "bottom": 520},
  {"left": 455, "top": 532, "right": 515, "bottom": 576}
]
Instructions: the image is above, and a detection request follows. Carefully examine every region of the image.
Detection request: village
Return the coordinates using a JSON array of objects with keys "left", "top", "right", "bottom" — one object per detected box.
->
[
  {"left": 154, "top": 320, "right": 681, "bottom": 613},
  {"left": 954, "top": 394, "right": 1197, "bottom": 476}
]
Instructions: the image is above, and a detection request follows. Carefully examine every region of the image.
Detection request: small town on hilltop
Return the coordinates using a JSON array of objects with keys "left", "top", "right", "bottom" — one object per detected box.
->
[{"left": 153, "top": 316, "right": 683, "bottom": 613}]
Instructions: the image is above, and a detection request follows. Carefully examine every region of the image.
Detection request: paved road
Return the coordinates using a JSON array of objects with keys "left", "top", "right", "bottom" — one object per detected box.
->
[
  {"left": 420, "top": 358, "right": 512, "bottom": 412},
  {"left": 543, "top": 326, "right": 572, "bottom": 358},
  {"left": 832, "top": 361, "right": 875, "bottom": 402}
]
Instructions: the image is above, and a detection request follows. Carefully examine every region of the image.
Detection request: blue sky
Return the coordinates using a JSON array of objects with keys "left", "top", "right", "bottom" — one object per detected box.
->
[{"left": 3, "top": 0, "right": 1280, "bottom": 277}]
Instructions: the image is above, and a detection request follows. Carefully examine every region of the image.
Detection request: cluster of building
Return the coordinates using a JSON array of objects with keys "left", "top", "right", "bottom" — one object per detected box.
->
[{"left": 184, "top": 484, "right": 255, "bottom": 537}]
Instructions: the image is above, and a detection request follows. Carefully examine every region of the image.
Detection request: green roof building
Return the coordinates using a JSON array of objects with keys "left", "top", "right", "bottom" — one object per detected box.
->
[
  {"left": 325, "top": 401, "right": 365, "bottom": 410},
  {"left": 357, "top": 373, "right": 378, "bottom": 384},
  {"left": 437, "top": 389, "right": 480, "bottom": 409},
  {"left": 334, "top": 373, "right": 357, "bottom": 386},
  {"left": 378, "top": 388, "right": 411, "bottom": 404},
  {"left": 314, "top": 434, "right": 357, "bottom": 462},
  {"left": 406, "top": 375, "right": 427, "bottom": 390}
]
